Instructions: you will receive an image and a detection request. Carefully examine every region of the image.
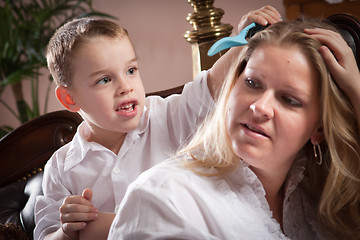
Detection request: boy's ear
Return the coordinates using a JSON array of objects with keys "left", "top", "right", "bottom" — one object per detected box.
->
[
  {"left": 310, "top": 126, "right": 324, "bottom": 145},
  {"left": 55, "top": 86, "right": 80, "bottom": 112}
]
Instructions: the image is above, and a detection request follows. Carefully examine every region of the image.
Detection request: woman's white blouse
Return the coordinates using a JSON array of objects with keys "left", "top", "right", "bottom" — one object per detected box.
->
[
  {"left": 108, "top": 153, "right": 338, "bottom": 240},
  {"left": 108, "top": 158, "right": 289, "bottom": 240}
]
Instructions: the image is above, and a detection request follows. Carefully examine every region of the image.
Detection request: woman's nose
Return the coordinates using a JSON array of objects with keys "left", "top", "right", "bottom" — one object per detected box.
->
[{"left": 249, "top": 92, "right": 275, "bottom": 120}]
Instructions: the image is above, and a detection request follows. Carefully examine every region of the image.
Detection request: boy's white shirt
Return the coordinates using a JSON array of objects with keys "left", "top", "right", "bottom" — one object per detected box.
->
[{"left": 34, "top": 70, "right": 214, "bottom": 240}]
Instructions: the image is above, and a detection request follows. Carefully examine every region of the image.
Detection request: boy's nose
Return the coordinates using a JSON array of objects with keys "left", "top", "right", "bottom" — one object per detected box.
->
[
  {"left": 118, "top": 88, "right": 133, "bottom": 95},
  {"left": 115, "top": 78, "right": 133, "bottom": 96}
]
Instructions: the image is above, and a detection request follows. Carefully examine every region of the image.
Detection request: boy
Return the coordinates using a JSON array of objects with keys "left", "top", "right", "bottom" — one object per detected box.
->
[{"left": 34, "top": 6, "right": 282, "bottom": 240}]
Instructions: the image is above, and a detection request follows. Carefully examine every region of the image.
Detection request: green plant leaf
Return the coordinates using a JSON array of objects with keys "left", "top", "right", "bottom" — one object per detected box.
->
[
  {"left": 0, "top": 0, "right": 116, "bottom": 127},
  {"left": 0, "top": 125, "right": 13, "bottom": 139},
  {"left": 0, "top": 64, "right": 41, "bottom": 87}
]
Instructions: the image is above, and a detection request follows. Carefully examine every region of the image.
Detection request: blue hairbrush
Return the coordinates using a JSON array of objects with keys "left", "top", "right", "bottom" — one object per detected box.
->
[{"left": 207, "top": 23, "right": 268, "bottom": 56}]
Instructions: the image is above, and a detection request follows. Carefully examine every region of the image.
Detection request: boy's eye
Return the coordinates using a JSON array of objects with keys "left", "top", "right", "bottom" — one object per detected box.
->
[
  {"left": 245, "top": 78, "right": 261, "bottom": 89},
  {"left": 126, "top": 67, "right": 137, "bottom": 76},
  {"left": 96, "top": 76, "right": 111, "bottom": 85}
]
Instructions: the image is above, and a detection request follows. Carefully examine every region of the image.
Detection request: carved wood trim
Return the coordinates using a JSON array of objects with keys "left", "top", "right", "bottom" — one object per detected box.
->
[{"left": 0, "top": 110, "right": 82, "bottom": 187}]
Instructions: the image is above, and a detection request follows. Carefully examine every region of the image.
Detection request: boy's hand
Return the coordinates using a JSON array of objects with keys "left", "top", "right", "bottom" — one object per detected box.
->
[
  {"left": 237, "top": 5, "right": 282, "bottom": 33},
  {"left": 208, "top": 5, "right": 282, "bottom": 99},
  {"left": 59, "top": 188, "right": 98, "bottom": 240}
]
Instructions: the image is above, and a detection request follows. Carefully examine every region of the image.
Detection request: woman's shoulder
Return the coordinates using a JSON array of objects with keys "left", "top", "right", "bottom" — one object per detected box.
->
[
  {"left": 127, "top": 156, "right": 228, "bottom": 201},
  {"left": 131, "top": 157, "right": 195, "bottom": 188}
]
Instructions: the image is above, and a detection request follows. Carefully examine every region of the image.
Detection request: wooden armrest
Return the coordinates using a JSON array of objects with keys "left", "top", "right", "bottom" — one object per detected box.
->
[
  {"left": 146, "top": 85, "right": 184, "bottom": 98},
  {"left": 0, "top": 110, "right": 82, "bottom": 187}
]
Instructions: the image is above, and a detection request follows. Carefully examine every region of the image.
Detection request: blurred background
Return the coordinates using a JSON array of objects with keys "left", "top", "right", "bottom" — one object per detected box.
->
[{"left": 0, "top": 0, "right": 286, "bottom": 131}]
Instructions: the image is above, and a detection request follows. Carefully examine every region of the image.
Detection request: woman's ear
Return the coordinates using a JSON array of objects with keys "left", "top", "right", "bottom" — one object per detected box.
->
[
  {"left": 55, "top": 86, "right": 80, "bottom": 112},
  {"left": 310, "top": 126, "right": 324, "bottom": 145}
]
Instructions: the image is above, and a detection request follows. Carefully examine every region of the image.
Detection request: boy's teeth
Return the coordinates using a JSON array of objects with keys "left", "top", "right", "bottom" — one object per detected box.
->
[
  {"left": 121, "top": 104, "right": 133, "bottom": 109},
  {"left": 119, "top": 104, "right": 134, "bottom": 112}
]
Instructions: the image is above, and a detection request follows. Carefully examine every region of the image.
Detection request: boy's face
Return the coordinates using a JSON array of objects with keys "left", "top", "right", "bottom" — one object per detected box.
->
[{"left": 68, "top": 36, "right": 145, "bottom": 138}]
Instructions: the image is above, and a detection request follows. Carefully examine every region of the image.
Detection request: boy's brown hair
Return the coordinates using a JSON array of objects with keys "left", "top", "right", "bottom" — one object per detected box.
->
[{"left": 47, "top": 17, "right": 128, "bottom": 88}]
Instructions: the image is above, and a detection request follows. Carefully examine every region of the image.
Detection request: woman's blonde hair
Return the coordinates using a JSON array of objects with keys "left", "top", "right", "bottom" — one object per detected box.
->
[{"left": 179, "top": 18, "right": 360, "bottom": 238}]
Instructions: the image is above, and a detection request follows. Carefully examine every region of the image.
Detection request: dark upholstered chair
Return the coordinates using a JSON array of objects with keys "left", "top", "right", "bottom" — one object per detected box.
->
[
  {"left": 327, "top": 13, "right": 360, "bottom": 68},
  {"left": 0, "top": 13, "right": 359, "bottom": 240},
  {"left": 0, "top": 110, "right": 82, "bottom": 239}
]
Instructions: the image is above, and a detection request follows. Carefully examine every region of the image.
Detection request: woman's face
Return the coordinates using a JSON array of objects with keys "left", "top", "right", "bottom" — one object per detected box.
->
[{"left": 226, "top": 44, "right": 322, "bottom": 175}]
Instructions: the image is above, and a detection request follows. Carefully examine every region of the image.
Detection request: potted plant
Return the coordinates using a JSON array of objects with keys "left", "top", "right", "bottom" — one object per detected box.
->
[{"left": 0, "top": 0, "right": 114, "bottom": 138}]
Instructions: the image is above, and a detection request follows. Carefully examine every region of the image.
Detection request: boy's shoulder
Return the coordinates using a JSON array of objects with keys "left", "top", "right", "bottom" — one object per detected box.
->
[
  {"left": 45, "top": 137, "right": 75, "bottom": 169},
  {"left": 44, "top": 125, "right": 84, "bottom": 171}
]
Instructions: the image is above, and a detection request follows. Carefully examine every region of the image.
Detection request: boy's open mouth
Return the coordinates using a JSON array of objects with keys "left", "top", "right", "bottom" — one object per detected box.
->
[{"left": 116, "top": 102, "right": 136, "bottom": 113}]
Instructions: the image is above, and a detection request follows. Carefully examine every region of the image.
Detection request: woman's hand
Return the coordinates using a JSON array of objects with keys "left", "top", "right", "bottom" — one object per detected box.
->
[
  {"left": 305, "top": 27, "right": 360, "bottom": 129},
  {"left": 305, "top": 27, "right": 360, "bottom": 96}
]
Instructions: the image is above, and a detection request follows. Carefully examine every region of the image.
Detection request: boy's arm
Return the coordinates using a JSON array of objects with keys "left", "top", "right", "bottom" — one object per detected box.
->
[
  {"left": 207, "top": 5, "right": 282, "bottom": 99},
  {"left": 79, "top": 213, "right": 115, "bottom": 240}
]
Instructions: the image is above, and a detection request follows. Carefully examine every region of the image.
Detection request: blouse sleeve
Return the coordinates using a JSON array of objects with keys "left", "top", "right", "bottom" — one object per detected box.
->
[
  {"left": 147, "top": 70, "right": 215, "bottom": 150},
  {"left": 107, "top": 165, "right": 220, "bottom": 240}
]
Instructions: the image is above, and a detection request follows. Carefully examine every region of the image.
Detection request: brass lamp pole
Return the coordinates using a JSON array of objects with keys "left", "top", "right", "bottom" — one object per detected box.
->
[{"left": 184, "top": 0, "right": 233, "bottom": 78}]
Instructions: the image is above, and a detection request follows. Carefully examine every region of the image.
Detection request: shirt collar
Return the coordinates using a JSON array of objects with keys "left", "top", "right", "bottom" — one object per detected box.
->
[
  {"left": 128, "top": 105, "right": 149, "bottom": 138},
  {"left": 63, "top": 106, "right": 150, "bottom": 171},
  {"left": 225, "top": 152, "right": 306, "bottom": 205},
  {"left": 64, "top": 122, "right": 99, "bottom": 171},
  {"left": 283, "top": 150, "right": 307, "bottom": 202}
]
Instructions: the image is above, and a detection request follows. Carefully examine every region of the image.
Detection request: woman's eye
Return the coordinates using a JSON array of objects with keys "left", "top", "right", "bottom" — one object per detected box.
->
[
  {"left": 282, "top": 96, "right": 302, "bottom": 107},
  {"left": 245, "top": 78, "right": 261, "bottom": 89},
  {"left": 96, "top": 77, "right": 111, "bottom": 85},
  {"left": 126, "top": 67, "right": 137, "bottom": 76}
]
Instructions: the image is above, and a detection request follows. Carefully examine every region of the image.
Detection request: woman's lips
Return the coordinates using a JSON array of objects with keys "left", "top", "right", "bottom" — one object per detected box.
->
[{"left": 242, "top": 123, "right": 270, "bottom": 138}]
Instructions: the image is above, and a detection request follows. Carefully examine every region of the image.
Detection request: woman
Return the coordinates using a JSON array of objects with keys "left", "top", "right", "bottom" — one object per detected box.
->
[{"left": 108, "top": 17, "right": 360, "bottom": 240}]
